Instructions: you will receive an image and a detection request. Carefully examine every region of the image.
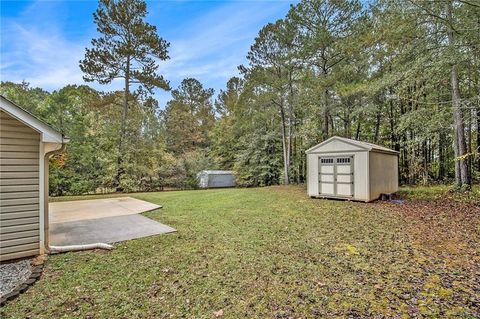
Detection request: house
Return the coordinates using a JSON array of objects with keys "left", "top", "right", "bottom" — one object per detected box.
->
[
  {"left": 1, "top": 95, "right": 67, "bottom": 261},
  {"left": 197, "top": 170, "right": 235, "bottom": 188},
  {"left": 305, "top": 136, "right": 398, "bottom": 202}
]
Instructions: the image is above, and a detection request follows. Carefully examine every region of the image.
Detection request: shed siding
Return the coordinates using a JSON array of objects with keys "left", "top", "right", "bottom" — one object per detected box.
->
[
  {"left": 207, "top": 175, "right": 235, "bottom": 188},
  {"left": 368, "top": 151, "right": 398, "bottom": 201},
  {"left": 353, "top": 152, "right": 369, "bottom": 201},
  {"left": 198, "top": 171, "right": 235, "bottom": 188},
  {"left": 0, "top": 111, "right": 41, "bottom": 261},
  {"left": 306, "top": 154, "right": 317, "bottom": 197}
]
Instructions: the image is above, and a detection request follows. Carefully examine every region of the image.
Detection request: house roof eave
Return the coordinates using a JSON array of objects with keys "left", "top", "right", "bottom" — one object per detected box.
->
[{"left": 0, "top": 95, "right": 66, "bottom": 144}]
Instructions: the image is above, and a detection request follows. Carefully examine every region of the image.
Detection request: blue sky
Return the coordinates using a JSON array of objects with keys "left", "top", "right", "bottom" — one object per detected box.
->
[{"left": 1, "top": 0, "right": 295, "bottom": 108}]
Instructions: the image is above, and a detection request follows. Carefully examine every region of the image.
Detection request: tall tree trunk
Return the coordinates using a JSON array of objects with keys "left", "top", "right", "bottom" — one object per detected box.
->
[
  {"left": 115, "top": 56, "right": 130, "bottom": 191},
  {"left": 388, "top": 90, "right": 398, "bottom": 151},
  {"left": 324, "top": 89, "right": 329, "bottom": 139},
  {"left": 355, "top": 116, "right": 361, "bottom": 140},
  {"left": 344, "top": 103, "right": 351, "bottom": 138},
  {"left": 467, "top": 107, "right": 472, "bottom": 183},
  {"left": 277, "top": 98, "right": 289, "bottom": 185},
  {"left": 288, "top": 71, "right": 295, "bottom": 183},
  {"left": 374, "top": 105, "right": 381, "bottom": 143},
  {"left": 477, "top": 106, "right": 480, "bottom": 172},
  {"left": 477, "top": 17, "right": 480, "bottom": 173},
  {"left": 423, "top": 140, "right": 428, "bottom": 184},
  {"left": 287, "top": 115, "right": 291, "bottom": 184},
  {"left": 438, "top": 132, "right": 445, "bottom": 180},
  {"left": 446, "top": 1, "right": 470, "bottom": 188},
  {"left": 399, "top": 100, "right": 407, "bottom": 183}
]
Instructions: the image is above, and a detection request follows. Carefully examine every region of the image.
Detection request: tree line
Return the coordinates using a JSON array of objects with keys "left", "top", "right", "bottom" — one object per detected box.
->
[{"left": 1, "top": 0, "right": 478, "bottom": 195}]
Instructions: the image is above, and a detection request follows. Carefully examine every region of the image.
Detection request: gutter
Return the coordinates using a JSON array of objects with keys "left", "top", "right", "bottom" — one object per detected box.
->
[{"left": 43, "top": 136, "right": 112, "bottom": 254}]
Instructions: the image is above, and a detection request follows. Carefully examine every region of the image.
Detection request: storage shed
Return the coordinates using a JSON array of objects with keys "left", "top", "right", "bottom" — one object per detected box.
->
[
  {"left": 197, "top": 170, "right": 235, "bottom": 188},
  {"left": 306, "top": 136, "right": 398, "bottom": 202},
  {"left": 1, "top": 95, "right": 66, "bottom": 261}
]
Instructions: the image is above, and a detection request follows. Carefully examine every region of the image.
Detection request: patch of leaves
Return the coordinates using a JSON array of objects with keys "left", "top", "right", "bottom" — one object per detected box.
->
[{"left": 376, "top": 197, "right": 480, "bottom": 318}]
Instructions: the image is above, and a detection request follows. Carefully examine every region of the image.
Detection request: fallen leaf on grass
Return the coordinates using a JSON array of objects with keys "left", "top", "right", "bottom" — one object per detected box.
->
[{"left": 213, "top": 309, "right": 224, "bottom": 317}]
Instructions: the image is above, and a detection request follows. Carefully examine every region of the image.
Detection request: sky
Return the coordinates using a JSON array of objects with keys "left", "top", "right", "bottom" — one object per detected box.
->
[{"left": 0, "top": 0, "right": 295, "bottom": 108}]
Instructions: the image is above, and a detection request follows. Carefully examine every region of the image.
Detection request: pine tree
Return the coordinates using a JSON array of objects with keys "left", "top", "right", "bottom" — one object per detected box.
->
[
  {"left": 164, "top": 78, "right": 215, "bottom": 155},
  {"left": 80, "top": 0, "right": 170, "bottom": 191}
]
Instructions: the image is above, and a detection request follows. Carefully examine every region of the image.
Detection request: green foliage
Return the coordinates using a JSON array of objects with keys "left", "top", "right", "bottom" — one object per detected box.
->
[
  {"left": 2, "top": 0, "right": 480, "bottom": 193},
  {"left": 0, "top": 81, "right": 50, "bottom": 119},
  {"left": 164, "top": 78, "right": 215, "bottom": 155},
  {"left": 79, "top": 0, "right": 170, "bottom": 190},
  {"left": 213, "top": 0, "right": 480, "bottom": 186},
  {"left": 1, "top": 82, "right": 176, "bottom": 194},
  {"left": 182, "top": 150, "right": 212, "bottom": 189},
  {"left": 398, "top": 184, "right": 480, "bottom": 203},
  {"left": 79, "top": 0, "right": 170, "bottom": 93},
  {"left": 234, "top": 131, "right": 282, "bottom": 187}
]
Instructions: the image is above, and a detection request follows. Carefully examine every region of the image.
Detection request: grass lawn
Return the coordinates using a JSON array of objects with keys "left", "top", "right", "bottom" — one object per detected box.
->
[{"left": 2, "top": 186, "right": 479, "bottom": 318}]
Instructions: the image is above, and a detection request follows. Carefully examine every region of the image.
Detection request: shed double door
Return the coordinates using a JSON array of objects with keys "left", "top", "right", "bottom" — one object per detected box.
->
[{"left": 318, "top": 156, "right": 354, "bottom": 197}]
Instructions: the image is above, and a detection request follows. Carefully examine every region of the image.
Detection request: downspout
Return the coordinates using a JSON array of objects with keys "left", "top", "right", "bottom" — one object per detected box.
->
[{"left": 43, "top": 136, "right": 112, "bottom": 254}]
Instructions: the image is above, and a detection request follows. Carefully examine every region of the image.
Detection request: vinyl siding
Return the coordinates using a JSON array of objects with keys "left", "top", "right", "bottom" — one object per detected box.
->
[{"left": 0, "top": 111, "right": 41, "bottom": 261}]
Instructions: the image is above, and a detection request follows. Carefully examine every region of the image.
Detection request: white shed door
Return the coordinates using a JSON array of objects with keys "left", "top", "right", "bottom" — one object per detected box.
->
[{"left": 318, "top": 156, "right": 354, "bottom": 197}]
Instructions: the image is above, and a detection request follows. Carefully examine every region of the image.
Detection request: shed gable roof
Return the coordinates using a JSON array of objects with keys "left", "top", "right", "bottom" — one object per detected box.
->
[
  {"left": 306, "top": 136, "right": 398, "bottom": 155},
  {"left": 0, "top": 95, "right": 65, "bottom": 144}
]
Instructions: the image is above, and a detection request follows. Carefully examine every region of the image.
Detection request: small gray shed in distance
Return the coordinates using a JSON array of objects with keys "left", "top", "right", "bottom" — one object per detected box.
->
[{"left": 197, "top": 170, "right": 236, "bottom": 188}]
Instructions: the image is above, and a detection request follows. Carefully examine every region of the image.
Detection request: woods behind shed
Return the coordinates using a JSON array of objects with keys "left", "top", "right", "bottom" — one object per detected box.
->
[{"left": 306, "top": 136, "right": 399, "bottom": 202}]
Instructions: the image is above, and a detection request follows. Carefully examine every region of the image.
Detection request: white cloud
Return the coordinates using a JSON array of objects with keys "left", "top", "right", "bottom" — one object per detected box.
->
[
  {"left": 1, "top": 1, "right": 118, "bottom": 92},
  {"left": 158, "top": 1, "right": 292, "bottom": 89},
  {"left": 1, "top": 24, "right": 82, "bottom": 88},
  {"left": 1, "top": 0, "right": 294, "bottom": 107}
]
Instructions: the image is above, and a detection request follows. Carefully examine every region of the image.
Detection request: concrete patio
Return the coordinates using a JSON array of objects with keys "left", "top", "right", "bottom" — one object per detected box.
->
[{"left": 49, "top": 197, "right": 175, "bottom": 246}]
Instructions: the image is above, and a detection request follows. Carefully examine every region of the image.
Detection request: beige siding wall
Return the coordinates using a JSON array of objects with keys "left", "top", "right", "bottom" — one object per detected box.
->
[
  {"left": 368, "top": 151, "right": 399, "bottom": 201},
  {"left": 0, "top": 111, "right": 41, "bottom": 261}
]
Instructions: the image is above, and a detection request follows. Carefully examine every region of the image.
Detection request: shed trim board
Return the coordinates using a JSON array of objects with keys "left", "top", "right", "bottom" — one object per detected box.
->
[
  {"left": 1, "top": 95, "right": 66, "bottom": 261},
  {"left": 367, "top": 151, "right": 370, "bottom": 202},
  {"left": 306, "top": 136, "right": 398, "bottom": 202}
]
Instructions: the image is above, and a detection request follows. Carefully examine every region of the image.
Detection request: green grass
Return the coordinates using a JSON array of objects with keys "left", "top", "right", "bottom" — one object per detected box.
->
[
  {"left": 398, "top": 184, "right": 480, "bottom": 203},
  {"left": 2, "top": 186, "right": 479, "bottom": 318}
]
